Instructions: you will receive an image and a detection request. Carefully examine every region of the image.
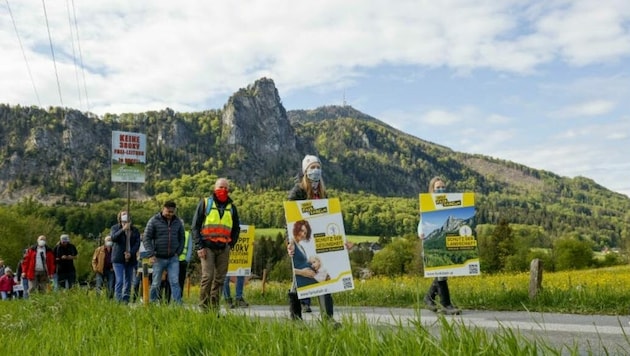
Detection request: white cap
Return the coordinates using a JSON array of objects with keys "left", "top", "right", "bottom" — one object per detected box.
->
[{"left": 302, "top": 155, "right": 320, "bottom": 173}]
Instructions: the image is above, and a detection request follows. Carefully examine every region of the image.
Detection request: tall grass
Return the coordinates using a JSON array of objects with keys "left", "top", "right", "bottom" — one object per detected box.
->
[
  {"left": 3, "top": 266, "right": 629, "bottom": 354},
  {"left": 0, "top": 292, "right": 590, "bottom": 355},
  {"left": 243, "top": 265, "right": 630, "bottom": 314}
]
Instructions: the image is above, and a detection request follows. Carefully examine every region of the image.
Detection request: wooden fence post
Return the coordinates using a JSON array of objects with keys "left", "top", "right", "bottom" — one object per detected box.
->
[
  {"left": 529, "top": 258, "right": 543, "bottom": 300},
  {"left": 261, "top": 268, "right": 267, "bottom": 295}
]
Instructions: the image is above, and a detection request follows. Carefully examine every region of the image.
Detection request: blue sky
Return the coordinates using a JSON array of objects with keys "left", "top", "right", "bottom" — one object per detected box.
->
[{"left": 1, "top": 1, "right": 629, "bottom": 197}]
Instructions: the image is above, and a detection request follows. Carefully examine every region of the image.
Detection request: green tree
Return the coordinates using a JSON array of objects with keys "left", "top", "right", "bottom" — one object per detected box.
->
[
  {"left": 369, "top": 238, "right": 415, "bottom": 275},
  {"left": 553, "top": 238, "right": 594, "bottom": 270}
]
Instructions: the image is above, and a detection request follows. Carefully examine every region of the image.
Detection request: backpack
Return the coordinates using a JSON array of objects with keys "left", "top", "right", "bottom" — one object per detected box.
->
[{"left": 204, "top": 198, "right": 235, "bottom": 217}]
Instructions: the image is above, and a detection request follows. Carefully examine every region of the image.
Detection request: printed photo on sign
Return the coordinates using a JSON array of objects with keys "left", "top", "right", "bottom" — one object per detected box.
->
[
  {"left": 226, "top": 225, "right": 255, "bottom": 276},
  {"left": 284, "top": 198, "right": 354, "bottom": 299},
  {"left": 419, "top": 192, "right": 480, "bottom": 277}
]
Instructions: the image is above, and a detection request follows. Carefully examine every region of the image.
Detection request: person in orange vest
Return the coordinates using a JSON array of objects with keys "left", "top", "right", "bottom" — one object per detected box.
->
[{"left": 192, "top": 177, "right": 240, "bottom": 312}]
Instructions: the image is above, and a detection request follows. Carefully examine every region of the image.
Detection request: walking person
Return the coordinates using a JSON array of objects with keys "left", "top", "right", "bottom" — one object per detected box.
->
[
  {"left": 177, "top": 225, "right": 193, "bottom": 297},
  {"left": 223, "top": 275, "right": 249, "bottom": 308},
  {"left": 192, "top": 178, "right": 240, "bottom": 312},
  {"left": 286, "top": 154, "right": 339, "bottom": 326},
  {"left": 21, "top": 235, "right": 56, "bottom": 295},
  {"left": 0, "top": 267, "right": 16, "bottom": 300},
  {"left": 144, "top": 201, "right": 185, "bottom": 304},
  {"left": 420, "top": 176, "right": 461, "bottom": 315},
  {"left": 53, "top": 234, "right": 78, "bottom": 290},
  {"left": 92, "top": 235, "right": 115, "bottom": 299},
  {"left": 15, "top": 249, "right": 29, "bottom": 299},
  {"left": 111, "top": 210, "right": 141, "bottom": 303}
]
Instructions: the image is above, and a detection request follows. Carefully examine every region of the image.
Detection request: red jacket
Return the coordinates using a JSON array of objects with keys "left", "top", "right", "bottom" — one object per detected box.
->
[
  {"left": 0, "top": 274, "right": 16, "bottom": 292},
  {"left": 21, "top": 245, "right": 56, "bottom": 280}
]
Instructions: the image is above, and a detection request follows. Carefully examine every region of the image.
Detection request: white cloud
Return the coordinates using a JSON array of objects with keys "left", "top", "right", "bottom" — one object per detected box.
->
[
  {"left": 1, "top": 1, "right": 630, "bottom": 197},
  {"left": 551, "top": 100, "right": 616, "bottom": 118}
]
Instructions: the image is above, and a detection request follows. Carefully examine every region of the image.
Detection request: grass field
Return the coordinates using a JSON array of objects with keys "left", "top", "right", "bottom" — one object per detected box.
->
[{"left": 2, "top": 265, "right": 630, "bottom": 354}]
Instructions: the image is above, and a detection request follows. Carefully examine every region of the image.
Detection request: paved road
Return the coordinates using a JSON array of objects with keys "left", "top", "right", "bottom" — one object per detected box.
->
[{"left": 228, "top": 305, "right": 630, "bottom": 354}]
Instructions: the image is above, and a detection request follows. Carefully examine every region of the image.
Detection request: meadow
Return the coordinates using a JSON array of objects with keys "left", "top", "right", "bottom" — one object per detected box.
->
[{"left": 2, "top": 265, "right": 630, "bottom": 354}]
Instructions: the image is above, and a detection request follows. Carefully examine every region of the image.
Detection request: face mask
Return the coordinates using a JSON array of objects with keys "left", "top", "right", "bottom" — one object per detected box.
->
[
  {"left": 105, "top": 241, "right": 113, "bottom": 247},
  {"left": 38, "top": 240, "right": 46, "bottom": 247},
  {"left": 214, "top": 188, "right": 229, "bottom": 203},
  {"left": 306, "top": 168, "right": 322, "bottom": 182},
  {"left": 434, "top": 188, "right": 446, "bottom": 193}
]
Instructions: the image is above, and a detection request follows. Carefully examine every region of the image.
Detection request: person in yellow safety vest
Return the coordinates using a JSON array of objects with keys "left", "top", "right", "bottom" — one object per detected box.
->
[
  {"left": 192, "top": 177, "right": 240, "bottom": 312},
  {"left": 178, "top": 228, "right": 193, "bottom": 293}
]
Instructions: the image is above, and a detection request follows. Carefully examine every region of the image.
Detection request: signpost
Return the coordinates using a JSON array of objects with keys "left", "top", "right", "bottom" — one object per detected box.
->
[{"left": 111, "top": 130, "right": 147, "bottom": 302}]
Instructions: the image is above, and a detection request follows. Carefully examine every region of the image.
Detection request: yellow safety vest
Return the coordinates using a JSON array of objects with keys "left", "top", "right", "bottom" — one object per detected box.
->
[
  {"left": 201, "top": 198, "right": 233, "bottom": 244},
  {"left": 179, "top": 231, "right": 190, "bottom": 262}
]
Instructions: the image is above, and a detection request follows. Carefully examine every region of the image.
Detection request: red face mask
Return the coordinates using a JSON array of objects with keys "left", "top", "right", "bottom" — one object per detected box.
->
[{"left": 214, "top": 188, "right": 228, "bottom": 202}]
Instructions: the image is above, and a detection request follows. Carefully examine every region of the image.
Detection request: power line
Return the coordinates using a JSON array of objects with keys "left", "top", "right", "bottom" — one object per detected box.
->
[
  {"left": 5, "top": 0, "right": 41, "bottom": 106},
  {"left": 71, "top": 0, "right": 90, "bottom": 111},
  {"left": 41, "top": 0, "right": 64, "bottom": 107},
  {"left": 66, "top": 0, "right": 82, "bottom": 109}
]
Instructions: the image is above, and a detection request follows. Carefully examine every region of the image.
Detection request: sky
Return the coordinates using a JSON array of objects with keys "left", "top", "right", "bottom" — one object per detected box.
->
[{"left": 1, "top": 1, "right": 629, "bottom": 197}]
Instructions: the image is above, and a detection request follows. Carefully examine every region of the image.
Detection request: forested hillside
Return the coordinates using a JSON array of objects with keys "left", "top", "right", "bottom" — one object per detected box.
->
[{"left": 0, "top": 78, "right": 628, "bottom": 256}]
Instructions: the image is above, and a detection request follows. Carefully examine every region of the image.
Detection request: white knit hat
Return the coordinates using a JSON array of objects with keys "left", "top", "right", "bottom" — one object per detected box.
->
[{"left": 302, "top": 155, "right": 321, "bottom": 173}]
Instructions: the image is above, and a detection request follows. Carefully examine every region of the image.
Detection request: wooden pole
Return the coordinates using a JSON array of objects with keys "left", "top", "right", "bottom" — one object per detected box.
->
[
  {"left": 529, "top": 258, "right": 543, "bottom": 300},
  {"left": 261, "top": 268, "right": 267, "bottom": 295},
  {"left": 142, "top": 263, "right": 150, "bottom": 305}
]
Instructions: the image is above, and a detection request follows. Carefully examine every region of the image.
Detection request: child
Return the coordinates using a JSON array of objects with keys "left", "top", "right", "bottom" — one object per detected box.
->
[
  {"left": 0, "top": 267, "right": 17, "bottom": 300},
  {"left": 308, "top": 255, "right": 330, "bottom": 282}
]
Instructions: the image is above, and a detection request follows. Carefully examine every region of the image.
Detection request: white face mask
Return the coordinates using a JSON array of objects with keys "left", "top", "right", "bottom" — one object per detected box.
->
[
  {"left": 306, "top": 168, "right": 322, "bottom": 182},
  {"left": 105, "top": 241, "right": 113, "bottom": 247},
  {"left": 37, "top": 240, "right": 46, "bottom": 247}
]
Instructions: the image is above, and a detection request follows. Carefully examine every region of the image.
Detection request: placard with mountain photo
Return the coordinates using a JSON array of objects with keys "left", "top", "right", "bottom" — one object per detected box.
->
[
  {"left": 284, "top": 198, "right": 354, "bottom": 299},
  {"left": 419, "top": 192, "right": 479, "bottom": 277}
]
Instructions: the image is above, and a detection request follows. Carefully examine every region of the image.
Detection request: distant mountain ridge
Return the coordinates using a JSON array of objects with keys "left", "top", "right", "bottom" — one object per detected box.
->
[{"left": 0, "top": 77, "right": 628, "bottom": 245}]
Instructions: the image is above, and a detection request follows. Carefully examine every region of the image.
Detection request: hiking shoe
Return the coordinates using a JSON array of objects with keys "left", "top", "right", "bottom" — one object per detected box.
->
[
  {"left": 303, "top": 305, "right": 312, "bottom": 313},
  {"left": 226, "top": 298, "right": 235, "bottom": 309},
  {"left": 424, "top": 295, "right": 438, "bottom": 312},
  {"left": 236, "top": 298, "right": 249, "bottom": 308},
  {"left": 442, "top": 305, "right": 461, "bottom": 315}
]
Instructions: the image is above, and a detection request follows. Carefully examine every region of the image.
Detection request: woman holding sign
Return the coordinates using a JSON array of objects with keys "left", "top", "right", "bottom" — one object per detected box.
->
[
  {"left": 286, "top": 155, "right": 339, "bottom": 326},
  {"left": 419, "top": 176, "right": 461, "bottom": 315}
]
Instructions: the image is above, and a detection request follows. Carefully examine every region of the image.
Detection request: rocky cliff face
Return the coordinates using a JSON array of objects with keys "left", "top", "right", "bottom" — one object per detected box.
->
[
  {"left": 0, "top": 78, "right": 305, "bottom": 202},
  {"left": 223, "top": 78, "right": 299, "bottom": 164},
  {"left": 221, "top": 78, "right": 302, "bottom": 177}
]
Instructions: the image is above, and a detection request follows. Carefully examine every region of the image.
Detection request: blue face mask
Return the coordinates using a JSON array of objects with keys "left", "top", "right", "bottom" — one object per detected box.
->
[
  {"left": 434, "top": 188, "right": 446, "bottom": 193},
  {"left": 306, "top": 168, "right": 322, "bottom": 182}
]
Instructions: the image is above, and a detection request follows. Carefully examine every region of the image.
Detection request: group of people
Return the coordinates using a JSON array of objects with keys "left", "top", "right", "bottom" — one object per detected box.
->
[
  {"left": 0, "top": 235, "right": 77, "bottom": 299},
  {"left": 1, "top": 154, "right": 460, "bottom": 323}
]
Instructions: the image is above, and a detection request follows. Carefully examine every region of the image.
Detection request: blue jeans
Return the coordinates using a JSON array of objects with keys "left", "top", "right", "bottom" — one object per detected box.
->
[
  {"left": 113, "top": 263, "right": 135, "bottom": 303},
  {"left": 150, "top": 255, "right": 181, "bottom": 304},
  {"left": 21, "top": 278, "right": 29, "bottom": 299},
  {"left": 223, "top": 276, "right": 245, "bottom": 299},
  {"left": 95, "top": 269, "right": 115, "bottom": 299}
]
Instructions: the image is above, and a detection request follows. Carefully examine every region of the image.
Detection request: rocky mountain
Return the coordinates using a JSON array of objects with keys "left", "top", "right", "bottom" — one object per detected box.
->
[{"left": 0, "top": 78, "right": 628, "bottom": 243}]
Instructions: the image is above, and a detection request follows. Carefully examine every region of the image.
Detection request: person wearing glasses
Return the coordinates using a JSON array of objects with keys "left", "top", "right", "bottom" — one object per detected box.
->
[{"left": 420, "top": 176, "right": 461, "bottom": 315}]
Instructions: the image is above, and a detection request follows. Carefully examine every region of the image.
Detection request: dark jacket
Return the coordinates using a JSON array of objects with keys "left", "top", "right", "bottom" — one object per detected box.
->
[
  {"left": 143, "top": 212, "right": 185, "bottom": 259},
  {"left": 53, "top": 242, "right": 78, "bottom": 274},
  {"left": 110, "top": 224, "right": 141, "bottom": 265},
  {"left": 288, "top": 182, "right": 327, "bottom": 201},
  {"left": 192, "top": 194, "right": 240, "bottom": 251}
]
